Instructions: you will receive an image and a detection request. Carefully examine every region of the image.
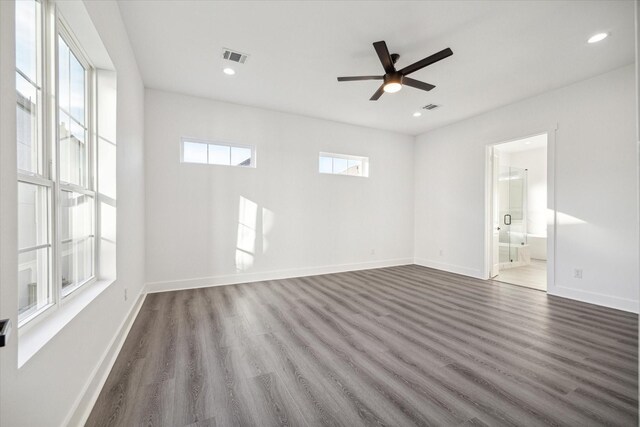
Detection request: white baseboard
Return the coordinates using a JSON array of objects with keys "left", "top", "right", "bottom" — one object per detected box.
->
[
  {"left": 64, "top": 291, "right": 148, "bottom": 427},
  {"left": 549, "top": 285, "right": 639, "bottom": 313},
  {"left": 145, "top": 258, "right": 414, "bottom": 294},
  {"left": 413, "top": 258, "right": 484, "bottom": 279}
]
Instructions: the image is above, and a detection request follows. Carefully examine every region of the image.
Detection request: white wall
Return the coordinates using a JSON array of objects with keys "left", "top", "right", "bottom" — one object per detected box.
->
[
  {"left": 0, "top": 1, "right": 145, "bottom": 426},
  {"left": 414, "top": 65, "right": 638, "bottom": 312},
  {"left": 145, "top": 89, "right": 414, "bottom": 291}
]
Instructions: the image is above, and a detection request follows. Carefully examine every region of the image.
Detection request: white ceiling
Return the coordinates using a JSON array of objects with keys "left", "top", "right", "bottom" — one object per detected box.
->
[{"left": 117, "top": 0, "right": 635, "bottom": 136}]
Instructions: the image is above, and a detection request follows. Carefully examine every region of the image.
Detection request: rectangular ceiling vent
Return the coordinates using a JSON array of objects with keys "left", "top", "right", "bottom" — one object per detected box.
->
[
  {"left": 222, "top": 48, "right": 249, "bottom": 64},
  {"left": 422, "top": 104, "right": 440, "bottom": 111}
]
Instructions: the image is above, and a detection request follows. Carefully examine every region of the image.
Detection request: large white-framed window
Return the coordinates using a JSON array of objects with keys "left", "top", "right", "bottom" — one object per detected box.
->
[
  {"left": 181, "top": 138, "right": 256, "bottom": 168},
  {"left": 16, "top": 0, "right": 99, "bottom": 326},
  {"left": 319, "top": 152, "right": 369, "bottom": 177}
]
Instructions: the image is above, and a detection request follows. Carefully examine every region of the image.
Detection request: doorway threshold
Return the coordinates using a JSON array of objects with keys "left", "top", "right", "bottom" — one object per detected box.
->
[{"left": 493, "top": 259, "right": 547, "bottom": 291}]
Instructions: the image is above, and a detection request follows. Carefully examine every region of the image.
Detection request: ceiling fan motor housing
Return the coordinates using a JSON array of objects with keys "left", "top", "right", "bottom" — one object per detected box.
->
[{"left": 384, "top": 73, "right": 403, "bottom": 85}]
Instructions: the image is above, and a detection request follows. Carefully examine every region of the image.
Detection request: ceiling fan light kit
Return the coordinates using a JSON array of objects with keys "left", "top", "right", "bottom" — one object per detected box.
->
[
  {"left": 337, "top": 40, "right": 453, "bottom": 101},
  {"left": 383, "top": 73, "right": 403, "bottom": 93}
]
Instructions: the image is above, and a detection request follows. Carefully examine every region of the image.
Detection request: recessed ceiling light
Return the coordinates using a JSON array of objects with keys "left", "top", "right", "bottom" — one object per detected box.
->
[
  {"left": 588, "top": 32, "right": 608, "bottom": 44},
  {"left": 412, "top": 112, "right": 422, "bottom": 117},
  {"left": 524, "top": 140, "right": 532, "bottom": 145},
  {"left": 223, "top": 67, "right": 236, "bottom": 75}
]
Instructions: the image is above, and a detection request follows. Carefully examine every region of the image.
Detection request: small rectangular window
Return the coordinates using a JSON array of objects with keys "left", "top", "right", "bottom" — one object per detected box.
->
[
  {"left": 319, "top": 152, "right": 368, "bottom": 177},
  {"left": 181, "top": 139, "right": 255, "bottom": 167}
]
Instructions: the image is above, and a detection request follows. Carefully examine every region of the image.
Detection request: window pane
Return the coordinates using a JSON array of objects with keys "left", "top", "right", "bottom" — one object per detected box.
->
[
  {"left": 71, "top": 118, "right": 85, "bottom": 143},
  {"left": 319, "top": 156, "right": 332, "bottom": 174},
  {"left": 18, "top": 182, "right": 49, "bottom": 250},
  {"left": 60, "top": 190, "right": 94, "bottom": 241},
  {"left": 59, "top": 110, "right": 86, "bottom": 186},
  {"left": 69, "top": 50, "right": 85, "bottom": 125},
  {"left": 59, "top": 37, "right": 87, "bottom": 187},
  {"left": 346, "top": 159, "right": 362, "bottom": 176},
  {"left": 231, "top": 146, "right": 251, "bottom": 167},
  {"left": 61, "top": 238, "right": 94, "bottom": 292},
  {"left": 59, "top": 110, "right": 71, "bottom": 181},
  {"left": 60, "top": 191, "right": 94, "bottom": 292},
  {"left": 18, "top": 247, "right": 50, "bottom": 321},
  {"left": 15, "top": 0, "right": 39, "bottom": 82},
  {"left": 16, "top": 72, "right": 39, "bottom": 173},
  {"left": 58, "top": 36, "right": 70, "bottom": 114},
  {"left": 333, "top": 157, "right": 348, "bottom": 174},
  {"left": 183, "top": 141, "right": 208, "bottom": 164},
  {"left": 208, "top": 144, "right": 231, "bottom": 165}
]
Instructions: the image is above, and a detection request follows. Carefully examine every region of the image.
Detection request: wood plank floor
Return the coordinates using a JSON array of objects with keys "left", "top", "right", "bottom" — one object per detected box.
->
[
  {"left": 495, "top": 260, "right": 547, "bottom": 291},
  {"left": 87, "top": 265, "right": 638, "bottom": 426}
]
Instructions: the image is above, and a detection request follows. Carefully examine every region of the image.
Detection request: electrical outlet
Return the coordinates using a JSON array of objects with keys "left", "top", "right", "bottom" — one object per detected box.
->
[
  {"left": 124, "top": 288, "right": 128, "bottom": 301},
  {"left": 439, "top": 249, "right": 444, "bottom": 256},
  {"left": 574, "top": 269, "right": 583, "bottom": 279},
  {"left": 370, "top": 249, "right": 375, "bottom": 255}
]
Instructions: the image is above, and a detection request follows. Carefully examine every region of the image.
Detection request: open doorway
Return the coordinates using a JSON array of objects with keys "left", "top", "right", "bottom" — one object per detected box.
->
[{"left": 489, "top": 133, "right": 548, "bottom": 291}]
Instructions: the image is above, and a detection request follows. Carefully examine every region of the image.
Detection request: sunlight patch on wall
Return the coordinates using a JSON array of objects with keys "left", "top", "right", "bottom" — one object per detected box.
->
[
  {"left": 551, "top": 209, "right": 586, "bottom": 225},
  {"left": 262, "top": 207, "right": 275, "bottom": 254},
  {"left": 236, "top": 196, "right": 257, "bottom": 271}
]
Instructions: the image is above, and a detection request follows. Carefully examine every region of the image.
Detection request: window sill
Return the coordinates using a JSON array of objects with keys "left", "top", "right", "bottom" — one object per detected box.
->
[{"left": 18, "top": 278, "right": 115, "bottom": 368}]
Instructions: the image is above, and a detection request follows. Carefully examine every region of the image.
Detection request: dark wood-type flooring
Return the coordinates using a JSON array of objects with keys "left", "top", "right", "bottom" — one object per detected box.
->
[{"left": 87, "top": 265, "right": 638, "bottom": 426}]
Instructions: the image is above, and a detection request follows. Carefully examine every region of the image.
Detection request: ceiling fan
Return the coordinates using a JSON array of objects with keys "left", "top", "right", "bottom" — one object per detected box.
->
[{"left": 337, "top": 41, "right": 453, "bottom": 101}]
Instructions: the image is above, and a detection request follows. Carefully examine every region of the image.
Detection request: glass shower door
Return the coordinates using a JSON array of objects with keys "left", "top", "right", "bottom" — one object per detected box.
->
[{"left": 499, "top": 166, "right": 528, "bottom": 265}]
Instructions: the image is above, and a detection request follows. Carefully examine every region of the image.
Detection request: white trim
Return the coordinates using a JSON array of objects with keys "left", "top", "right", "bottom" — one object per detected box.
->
[
  {"left": 145, "top": 258, "right": 414, "bottom": 293},
  {"left": 17, "top": 173, "right": 53, "bottom": 187},
  {"left": 547, "top": 126, "right": 558, "bottom": 295},
  {"left": 549, "top": 285, "right": 638, "bottom": 313},
  {"left": 413, "top": 257, "right": 484, "bottom": 279},
  {"left": 63, "top": 291, "right": 147, "bottom": 427}
]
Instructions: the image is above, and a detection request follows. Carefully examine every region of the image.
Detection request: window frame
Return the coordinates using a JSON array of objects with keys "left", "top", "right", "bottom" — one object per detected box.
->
[
  {"left": 55, "top": 17, "right": 97, "bottom": 299},
  {"left": 318, "top": 152, "right": 369, "bottom": 177},
  {"left": 15, "top": 0, "right": 100, "bottom": 328},
  {"left": 180, "top": 137, "right": 256, "bottom": 168}
]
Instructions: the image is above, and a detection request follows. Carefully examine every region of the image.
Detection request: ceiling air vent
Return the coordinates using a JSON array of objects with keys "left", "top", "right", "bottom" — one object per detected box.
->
[
  {"left": 222, "top": 48, "right": 249, "bottom": 64},
  {"left": 422, "top": 104, "right": 440, "bottom": 111}
]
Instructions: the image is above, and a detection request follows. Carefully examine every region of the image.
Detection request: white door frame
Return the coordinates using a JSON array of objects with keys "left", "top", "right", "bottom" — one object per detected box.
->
[
  {"left": 489, "top": 149, "right": 500, "bottom": 278},
  {"left": 483, "top": 127, "right": 558, "bottom": 292}
]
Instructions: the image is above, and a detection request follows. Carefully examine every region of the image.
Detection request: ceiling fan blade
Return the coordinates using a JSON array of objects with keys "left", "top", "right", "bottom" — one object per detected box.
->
[
  {"left": 402, "top": 77, "right": 435, "bottom": 92},
  {"left": 399, "top": 47, "right": 453, "bottom": 76},
  {"left": 373, "top": 41, "right": 395, "bottom": 74},
  {"left": 337, "top": 76, "right": 384, "bottom": 82},
  {"left": 369, "top": 84, "right": 385, "bottom": 101}
]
